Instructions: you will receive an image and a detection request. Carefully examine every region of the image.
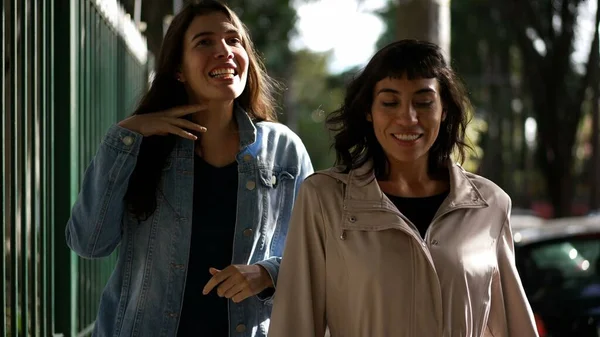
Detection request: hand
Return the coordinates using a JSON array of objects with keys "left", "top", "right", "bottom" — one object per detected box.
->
[
  {"left": 202, "top": 265, "right": 274, "bottom": 303},
  {"left": 118, "top": 104, "right": 207, "bottom": 140}
]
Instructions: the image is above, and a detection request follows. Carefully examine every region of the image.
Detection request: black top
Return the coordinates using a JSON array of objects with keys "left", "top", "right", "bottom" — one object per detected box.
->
[
  {"left": 177, "top": 156, "right": 238, "bottom": 337},
  {"left": 386, "top": 191, "right": 449, "bottom": 238}
]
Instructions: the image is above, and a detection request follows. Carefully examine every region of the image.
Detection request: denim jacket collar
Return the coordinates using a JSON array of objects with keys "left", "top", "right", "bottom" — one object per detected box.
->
[
  {"left": 235, "top": 103, "right": 258, "bottom": 149},
  {"left": 171, "top": 103, "right": 257, "bottom": 159}
]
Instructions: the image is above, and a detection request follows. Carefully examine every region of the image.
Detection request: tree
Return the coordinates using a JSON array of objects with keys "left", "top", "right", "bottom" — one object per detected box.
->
[
  {"left": 287, "top": 50, "right": 345, "bottom": 170},
  {"left": 395, "top": 0, "right": 451, "bottom": 57},
  {"left": 450, "top": 1, "right": 520, "bottom": 199},
  {"left": 496, "top": 0, "right": 600, "bottom": 217}
]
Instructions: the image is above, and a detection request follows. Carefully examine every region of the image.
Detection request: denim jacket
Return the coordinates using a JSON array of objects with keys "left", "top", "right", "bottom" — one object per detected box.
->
[{"left": 65, "top": 107, "right": 314, "bottom": 337}]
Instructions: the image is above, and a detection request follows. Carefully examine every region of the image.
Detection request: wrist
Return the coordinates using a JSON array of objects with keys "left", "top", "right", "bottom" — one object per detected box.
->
[
  {"left": 257, "top": 265, "right": 274, "bottom": 288},
  {"left": 118, "top": 117, "right": 139, "bottom": 134}
]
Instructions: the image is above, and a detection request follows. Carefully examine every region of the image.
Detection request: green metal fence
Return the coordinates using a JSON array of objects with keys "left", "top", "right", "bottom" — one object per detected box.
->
[{"left": 2, "top": 0, "right": 149, "bottom": 336}]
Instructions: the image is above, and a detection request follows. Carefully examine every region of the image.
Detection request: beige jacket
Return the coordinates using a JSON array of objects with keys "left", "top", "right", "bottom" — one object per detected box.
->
[{"left": 268, "top": 162, "right": 539, "bottom": 337}]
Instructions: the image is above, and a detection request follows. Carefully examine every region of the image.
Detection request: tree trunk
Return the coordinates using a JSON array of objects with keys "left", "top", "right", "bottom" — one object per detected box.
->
[
  {"left": 590, "top": 83, "right": 600, "bottom": 210},
  {"left": 396, "top": 0, "right": 451, "bottom": 58},
  {"left": 545, "top": 157, "right": 574, "bottom": 217},
  {"left": 589, "top": 24, "right": 600, "bottom": 210}
]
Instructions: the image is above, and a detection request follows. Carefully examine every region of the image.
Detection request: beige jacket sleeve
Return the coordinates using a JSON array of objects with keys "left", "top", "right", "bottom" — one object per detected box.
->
[
  {"left": 488, "top": 212, "right": 540, "bottom": 337},
  {"left": 268, "top": 177, "right": 327, "bottom": 337}
]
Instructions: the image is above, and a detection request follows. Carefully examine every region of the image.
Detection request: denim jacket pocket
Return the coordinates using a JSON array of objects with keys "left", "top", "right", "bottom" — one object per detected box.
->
[
  {"left": 256, "top": 167, "right": 297, "bottom": 251},
  {"left": 258, "top": 167, "right": 295, "bottom": 189}
]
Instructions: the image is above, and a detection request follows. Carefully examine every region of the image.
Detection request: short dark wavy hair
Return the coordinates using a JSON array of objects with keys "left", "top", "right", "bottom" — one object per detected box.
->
[{"left": 326, "top": 39, "right": 473, "bottom": 178}]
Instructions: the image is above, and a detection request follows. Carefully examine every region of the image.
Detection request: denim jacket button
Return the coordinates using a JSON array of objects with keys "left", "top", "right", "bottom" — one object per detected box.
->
[
  {"left": 246, "top": 181, "right": 256, "bottom": 190},
  {"left": 236, "top": 324, "right": 246, "bottom": 333},
  {"left": 243, "top": 228, "right": 253, "bottom": 237},
  {"left": 122, "top": 136, "right": 134, "bottom": 146},
  {"left": 243, "top": 154, "right": 252, "bottom": 162}
]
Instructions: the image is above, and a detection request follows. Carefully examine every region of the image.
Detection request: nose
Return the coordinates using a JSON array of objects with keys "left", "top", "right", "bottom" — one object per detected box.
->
[
  {"left": 215, "top": 40, "right": 234, "bottom": 59},
  {"left": 394, "top": 103, "right": 418, "bottom": 126}
]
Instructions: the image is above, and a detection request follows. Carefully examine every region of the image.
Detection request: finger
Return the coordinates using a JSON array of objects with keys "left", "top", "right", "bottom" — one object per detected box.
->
[
  {"left": 217, "top": 276, "right": 242, "bottom": 297},
  {"left": 232, "top": 289, "right": 253, "bottom": 303},
  {"left": 203, "top": 267, "right": 233, "bottom": 295},
  {"left": 168, "top": 117, "right": 207, "bottom": 133},
  {"left": 209, "top": 268, "right": 220, "bottom": 276},
  {"left": 165, "top": 124, "right": 197, "bottom": 140},
  {"left": 223, "top": 282, "right": 246, "bottom": 299},
  {"left": 164, "top": 104, "right": 207, "bottom": 118}
]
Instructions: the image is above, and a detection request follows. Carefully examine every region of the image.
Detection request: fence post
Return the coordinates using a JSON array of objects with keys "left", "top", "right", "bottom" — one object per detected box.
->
[{"left": 53, "top": 0, "right": 79, "bottom": 335}]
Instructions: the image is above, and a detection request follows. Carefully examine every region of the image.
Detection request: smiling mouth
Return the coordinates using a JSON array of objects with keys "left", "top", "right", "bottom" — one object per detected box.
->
[
  {"left": 392, "top": 133, "right": 423, "bottom": 142},
  {"left": 209, "top": 68, "right": 238, "bottom": 79}
]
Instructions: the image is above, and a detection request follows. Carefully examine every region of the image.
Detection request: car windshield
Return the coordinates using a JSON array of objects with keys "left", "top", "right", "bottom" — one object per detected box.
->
[{"left": 518, "top": 235, "right": 600, "bottom": 303}]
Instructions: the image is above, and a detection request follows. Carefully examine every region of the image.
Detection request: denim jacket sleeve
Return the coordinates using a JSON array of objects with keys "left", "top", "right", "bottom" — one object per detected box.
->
[
  {"left": 255, "top": 139, "right": 314, "bottom": 303},
  {"left": 65, "top": 124, "right": 143, "bottom": 259}
]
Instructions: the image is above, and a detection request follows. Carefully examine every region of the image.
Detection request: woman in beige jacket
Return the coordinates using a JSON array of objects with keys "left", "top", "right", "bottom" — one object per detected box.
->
[{"left": 268, "top": 40, "right": 539, "bottom": 337}]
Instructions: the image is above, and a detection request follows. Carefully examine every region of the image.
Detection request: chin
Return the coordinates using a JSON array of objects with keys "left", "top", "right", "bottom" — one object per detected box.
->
[
  {"left": 387, "top": 149, "right": 428, "bottom": 164},
  {"left": 221, "top": 84, "right": 245, "bottom": 97},
  {"left": 204, "top": 89, "right": 243, "bottom": 102}
]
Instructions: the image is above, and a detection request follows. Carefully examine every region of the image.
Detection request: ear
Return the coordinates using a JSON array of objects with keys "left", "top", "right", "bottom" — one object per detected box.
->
[
  {"left": 176, "top": 68, "right": 186, "bottom": 83},
  {"left": 366, "top": 112, "right": 373, "bottom": 122},
  {"left": 442, "top": 108, "right": 447, "bottom": 121}
]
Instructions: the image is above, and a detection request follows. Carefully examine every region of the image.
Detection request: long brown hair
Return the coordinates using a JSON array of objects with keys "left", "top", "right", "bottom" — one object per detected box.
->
[{"left": 125, "top": 0, "right": 278, "bottom": 219}]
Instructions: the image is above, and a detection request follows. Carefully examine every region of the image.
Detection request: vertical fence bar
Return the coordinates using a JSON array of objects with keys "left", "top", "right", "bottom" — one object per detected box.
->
[
  {"left": 53, "top": 0, "right": 79, "bottom": 334},
  {"left": 32, "top": 0, "right": 42, "bottom": 334},
  {"left": 77, "top": 0, "right": 87, "bottom": 330},
  {"left": 12, "top": 0, "right": 23, "bottom": 333},
  {"left": 40, "top": 0, "right": 51, "bottom": 334},
  {"left": 1, "top": 0, "right": 8, "bottom": 333},
  {"left": 47, "top": 0, "right": 56, "bottom": 333},
  {"left": 2, "top": 0, "right": 149, "bottom": 335},
  {"left": 23, "top": 0, "right": 33, "bottom": 334}
]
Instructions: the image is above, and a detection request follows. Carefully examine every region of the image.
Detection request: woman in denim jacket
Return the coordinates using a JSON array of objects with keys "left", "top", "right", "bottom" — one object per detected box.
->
[{"left": 65, "top": 1, "right": 313, "bottom": 336}]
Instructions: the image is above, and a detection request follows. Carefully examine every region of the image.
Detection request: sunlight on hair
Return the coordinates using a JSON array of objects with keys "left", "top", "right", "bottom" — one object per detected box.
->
[{"left": 452, "top": 106, "right": 486, "bottom": 172}]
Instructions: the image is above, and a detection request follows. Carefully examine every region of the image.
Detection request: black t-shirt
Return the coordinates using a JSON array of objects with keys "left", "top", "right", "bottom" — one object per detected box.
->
[
  {"left": 177, "top": 156, "right": 238, "bottom": 337},
  {"left": 386, "top": 191, "right": 449, "bottom": 238}
]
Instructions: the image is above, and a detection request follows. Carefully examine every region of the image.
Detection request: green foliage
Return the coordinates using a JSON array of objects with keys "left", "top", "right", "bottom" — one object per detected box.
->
[
  {"left": 374, "top": 0, "right": 397, "bottom": 50},
  {"left": 288, "top": 50, "right": 347, "bottom": 170},
  {"left": 224, "top": 0, "right": 296, "bottom": 80}
]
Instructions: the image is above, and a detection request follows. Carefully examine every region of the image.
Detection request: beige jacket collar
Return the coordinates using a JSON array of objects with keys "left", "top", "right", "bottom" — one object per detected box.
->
[{"left": 321, "top": 160, "right": 489, "bottom": 218}]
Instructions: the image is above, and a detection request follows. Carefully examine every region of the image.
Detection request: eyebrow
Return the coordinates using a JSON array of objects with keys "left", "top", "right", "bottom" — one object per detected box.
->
[
  {"left": 376, "top": 87, "right": 437, "bottom": 95},
  {"left": 191, "top": 29, "right": 240, "bottom": 41}
]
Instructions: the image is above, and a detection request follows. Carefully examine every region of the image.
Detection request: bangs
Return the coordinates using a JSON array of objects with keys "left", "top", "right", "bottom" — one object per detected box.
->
[{"left": 368, "top": 42, "right": 443, "bottom": 83}]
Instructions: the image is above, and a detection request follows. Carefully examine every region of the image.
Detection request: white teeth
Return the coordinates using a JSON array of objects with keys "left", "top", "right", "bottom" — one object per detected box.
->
[
  {"left": 210, "top": 68, "right": 235, "bottom": 77},
  {"left": 393, "top": 134, "right": 421, "bottom": 141},
  {"left": 213, "top": 73, "right": 234, "bottom": 79}
]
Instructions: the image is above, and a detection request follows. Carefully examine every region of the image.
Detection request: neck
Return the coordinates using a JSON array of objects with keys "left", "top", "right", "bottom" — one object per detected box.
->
[
  {"left": 379, "top": 155, "right": 448, "bottom": 197},
  {"left": 190, "top": 100, "right": 236, "bottom": 135},
  {"left": 189, "top": 99, "right": 240, "bottom": 166}
]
